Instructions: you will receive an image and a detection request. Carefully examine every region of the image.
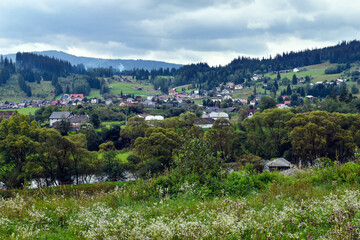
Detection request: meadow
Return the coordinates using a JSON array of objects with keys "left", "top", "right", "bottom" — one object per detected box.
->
[
  {"left": 1, "top": 162, "right": 360, "bottom": 239},
  {"left": 0, "top": 107, "right": 39, "bottom": 115},
  {"left": 109, "top": 81, "right": 161, "bottom": 97}
]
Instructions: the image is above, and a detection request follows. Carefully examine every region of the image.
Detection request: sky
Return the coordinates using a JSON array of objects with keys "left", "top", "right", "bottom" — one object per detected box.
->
[{"left": 0, "top": 0, "right": 360, "bottom": 66}]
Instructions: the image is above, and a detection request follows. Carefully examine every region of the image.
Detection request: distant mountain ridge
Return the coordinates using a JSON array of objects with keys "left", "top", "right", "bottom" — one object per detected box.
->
[{"left": 4, "top": 50, "right": 183, "bottom": 71}]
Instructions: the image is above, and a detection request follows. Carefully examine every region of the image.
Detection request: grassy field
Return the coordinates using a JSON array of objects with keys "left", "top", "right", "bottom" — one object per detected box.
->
[
  {"left": 0, "top": 108, "right": 39, "bottom": 115},
  {"left": 0, "top": 164, "right": 360, "bottom": 239},
  {"left": 264, "top": 62, "right": 345, "bottom": 82},
  {"left": 0, "top": 74, "right": 27, "bottom": 100},
  {"left": 174, "top": 84, "right": 194, "bottom": 93},
  {"left": 109, "top": 81, "right": 161, "bottom": 97},
  {"left": 29, "top": 80, "right": 54, "bottom": 98},
  {"left": 87, "top": 89, "right": 101, "bottom": 98}
]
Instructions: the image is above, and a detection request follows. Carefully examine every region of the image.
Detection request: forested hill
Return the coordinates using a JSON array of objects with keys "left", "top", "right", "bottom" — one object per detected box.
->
[
  {"left": 7, "top": 50, "right": 183, "bottom": 71},
  {"left": 167, "top": 40, "right": 360, "bottom": 89}
]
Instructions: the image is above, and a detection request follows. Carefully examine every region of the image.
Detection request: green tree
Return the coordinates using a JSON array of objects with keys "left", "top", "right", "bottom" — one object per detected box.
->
[
  {"left": 58, "top": 117, "right": 70, "bottom": 136},
  {"left": 243, "top": 108, "right": 295, "bottom": 158},
  {"left": 133, "top": 127, "right": 180, "bottom": 177},
  {"left": 292, "top": 74, "right": 297, "bottom": 85},
  {"left": 99, "top": 142, "right": 125, "bottom": 181},
  {"left": 90, "top": 113, "right": 101, "bottom": 128},
  {"left": 259, "top": 96, "right": 277, "bottom": 111},
  {"left": 0, "top": 112, "right": 39, "bottom": 188},
  {"left": 205, "top": 118, "right": 233, "bottom": 160},
  {"left": 173, "top": 138, "right": 224, "bottom": 184}
]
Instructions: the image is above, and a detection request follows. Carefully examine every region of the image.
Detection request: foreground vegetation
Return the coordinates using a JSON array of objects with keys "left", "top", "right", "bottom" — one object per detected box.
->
[{"left": 1, "top": 162, "right": 360, "bottom": 239}]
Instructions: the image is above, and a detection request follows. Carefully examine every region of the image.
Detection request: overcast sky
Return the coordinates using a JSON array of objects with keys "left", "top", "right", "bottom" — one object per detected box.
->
[{"left": 0, "top": 0, "right": 359, "bottom": 66}]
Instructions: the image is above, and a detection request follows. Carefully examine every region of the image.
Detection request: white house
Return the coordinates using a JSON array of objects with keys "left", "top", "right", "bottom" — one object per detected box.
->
[
  {"left": 202, "top": 111, "right": 229, "bottom": 120},
  {"left": 49, "top": 112, "right": 73, "bottom": 127},
  {"left": 145, "top": 115, "right": 164, "bottom": 121}
]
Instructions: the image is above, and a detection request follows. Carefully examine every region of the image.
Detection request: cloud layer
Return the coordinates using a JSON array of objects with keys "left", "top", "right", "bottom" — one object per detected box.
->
[{"left": 0, "top": 0, "right": 359, "bottom": 66}]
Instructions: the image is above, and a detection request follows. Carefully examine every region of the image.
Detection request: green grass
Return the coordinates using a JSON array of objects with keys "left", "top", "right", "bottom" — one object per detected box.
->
[
  {"left": 1, "top": 164, "right": 360, "bottom": 239},
  {"left": 174, "top": 84, "right": 194, "bottom": 93},
  {"left": 28, "top": 80, "right": 54, "bottom": 98},
  {"left": 102, "top": 121, "right": 125, "bottom": 126},
  {"left": 264, "top": 62, "right": 346, "bottom": 83},
  {"left": 87, "top": 89, "right": 101, "bottom": 98},
  {"left": 97, "top": 151, "right": 131, "bottom": 163},
  {"left": 109, "top": 81, "right": 161, "bottom": 97},
  {"left": 0, "top": 74, "right": 27, "bottom": 100},
  {"left": 0, "top": 108, "right": 39, "bottom": 115}
]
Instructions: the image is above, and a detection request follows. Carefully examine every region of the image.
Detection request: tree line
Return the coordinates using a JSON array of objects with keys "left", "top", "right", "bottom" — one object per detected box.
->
[{"left": 3, "top": 106, "right": 360, "bottom": 189}]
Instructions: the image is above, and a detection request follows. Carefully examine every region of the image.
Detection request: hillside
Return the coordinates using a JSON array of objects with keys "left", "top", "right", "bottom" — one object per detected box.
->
[{"left": 5, "top": 50, "right": 183, "bottom": 71}]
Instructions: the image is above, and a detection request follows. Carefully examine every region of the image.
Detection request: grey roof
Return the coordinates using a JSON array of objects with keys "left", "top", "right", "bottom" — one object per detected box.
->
[
  {"left": 268, "top": 158, "right": 291, "bottom": 167},
  {"left": 49, "top": 111, "right": 72, "bottom": 119},
  {"left": 195, "top": 118, "right": 215, "bottom": 124},
  {"left": 69, "top": 115, "right": 89, "bottom": 123}
]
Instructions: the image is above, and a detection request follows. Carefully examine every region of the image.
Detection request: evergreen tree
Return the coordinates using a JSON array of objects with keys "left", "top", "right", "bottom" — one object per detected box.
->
[
  {"left": 286, "top": 84, "right": 292, "bottom": 95},
  {"left": 292, "top": 74, "right": 297, "bottom": 85},
  {"left": 339, "top": 86, "right": 348, "bottom": 102}
]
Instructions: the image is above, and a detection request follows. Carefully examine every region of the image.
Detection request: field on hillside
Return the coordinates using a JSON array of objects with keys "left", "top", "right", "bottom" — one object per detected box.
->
[
  {"left": 0, "top": 108, "right": 39, "bottom": 115},
  {"left": 1, "top": 164, "right": 360, "bottom": 239},
  {"left": 0, "top": 74, "right": 27, "bottom": 100},
  {"left": 265, "top": 62, "right": 345, "bottom": 82},
  {"left": 0, "top": 75, "right": 54, "bottom": 101},
  {"left": 174, "top": 84, "right": 194, "bottom": 93},
  {"left": 109, "top": 81, "right": 161, "bottom": 97}
]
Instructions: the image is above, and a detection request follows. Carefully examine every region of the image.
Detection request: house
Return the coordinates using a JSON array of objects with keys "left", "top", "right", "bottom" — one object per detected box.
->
[
  {"left": 51, "top": 101, "right": 59, "bottom": 106},
  {"left": 284, "top": 101, "right": 291, "bottom": 105},
  {"left": 143, "top": 100, "right": 156, "bottom": 108},
  {"left": 223, "top": 95, "right": 233, "bottom": 100},
  {"left": 246, "top": 109, "right": 257, "bottom": 118},
  {"left": 138, "top": 114, "right": 164, "bottom": 121},
  {"left": 90, "top": 98, "right": 98, "bottom": 104},
  {"left": 145, "top": 115, "right": 164, "bottom": 121},
  {"left": 202, "top": 111, "right": 229, "bottom": 120},
  {"left": 250, "top": 100, "right": 256, "bottom": 106},
  {"left": 68, "top": 115, "right": 89, "bottom": 130},
  {"left": 267, "top": 158, "right": 291, "bottom": 171},
  {"left": 240, "top": 98, "right": 248, "bottom": 105},
  {"left": 306, "top": 95, "right": 314, "bottom": 101},
  {"left": 222, "top": 89, "right": 230, "bottom": 95},
  {"left": 227, "top": 82, "right": 235, "bottom": 89},
  {"left": 70, "top": 94, "right": 84, "bottom": 100},
  {"left": 293, "top": 68, "right": 300, "bottom": 73},
  {"left": 49, "top": 112, "right": 73, "bottom": 127},
  {"left": 235, "top": 84, "right": 243, "bottom": 90},
  {"left": 276, "top": 104, "right": 289, "bottom": 109},
  {"left": 17, "top": 103, "right": 26, "bottom": 108},
  {"left": 195, "top": 118, "right": 215, "bottom": 129},
  {"left": 168, "top": 90, "right": 177, "bottom": 96},
  {"left": 147, "top": 94, "right": 155, "bottom": 101}
]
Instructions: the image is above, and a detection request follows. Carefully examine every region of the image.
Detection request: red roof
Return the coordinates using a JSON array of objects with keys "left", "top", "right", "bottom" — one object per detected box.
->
[
  {"left": 168, "top": 90, "right": 176, "bottom": 93},
  {"left": 51, "top": 101, "right": 58, "bottom": 106},
  {"left": 284, "top": 101, "right": 291, "bottom": 105},
  {"left": 70, "top": 94, "right": 84, "bottom": 98}
]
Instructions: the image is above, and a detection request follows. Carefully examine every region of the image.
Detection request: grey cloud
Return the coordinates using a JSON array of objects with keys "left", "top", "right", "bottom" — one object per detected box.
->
[{"left": 0, "top": 0, "right": 360, "bottom": 65}]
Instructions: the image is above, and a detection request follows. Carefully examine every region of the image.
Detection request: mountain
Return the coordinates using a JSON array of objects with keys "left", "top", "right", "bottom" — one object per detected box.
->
[{"left": 5, "top": 50, "right": 182, "bottom": 71}]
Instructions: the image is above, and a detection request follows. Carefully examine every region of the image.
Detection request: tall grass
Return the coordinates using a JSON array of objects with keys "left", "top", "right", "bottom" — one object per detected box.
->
[{"left": 1, "top": 163, "right": 360, "bottom": 239}]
